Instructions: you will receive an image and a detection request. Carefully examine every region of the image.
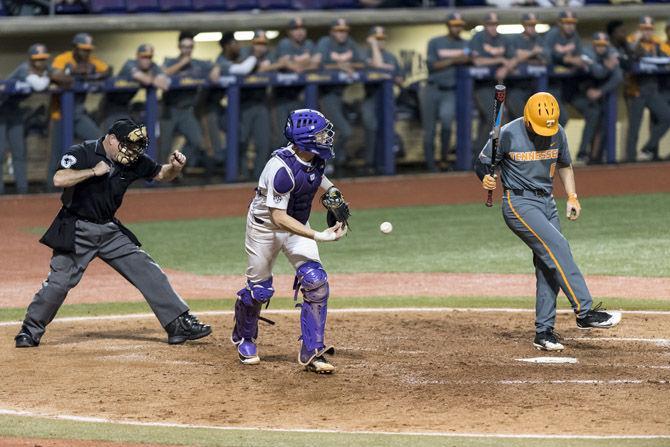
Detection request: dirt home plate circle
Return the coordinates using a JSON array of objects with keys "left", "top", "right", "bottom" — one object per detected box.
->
[{"left": 380, "top": 221, "right": 393, "bottom": 234}]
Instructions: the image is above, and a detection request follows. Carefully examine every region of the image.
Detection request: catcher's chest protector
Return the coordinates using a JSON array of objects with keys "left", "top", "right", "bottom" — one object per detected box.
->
[{"left": 275, "top": 150, "right": 325, "bottom": 225}]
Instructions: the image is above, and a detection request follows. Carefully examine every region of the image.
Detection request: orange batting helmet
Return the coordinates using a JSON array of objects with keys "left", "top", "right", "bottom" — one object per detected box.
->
[{"left": 524, "top": 92, "right": 560, "bottom": 137}]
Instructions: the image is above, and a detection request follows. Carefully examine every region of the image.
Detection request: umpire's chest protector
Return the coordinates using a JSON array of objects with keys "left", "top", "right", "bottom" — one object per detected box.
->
[{"left": 275, "top": 150, "right": 325, "bottom": 225}]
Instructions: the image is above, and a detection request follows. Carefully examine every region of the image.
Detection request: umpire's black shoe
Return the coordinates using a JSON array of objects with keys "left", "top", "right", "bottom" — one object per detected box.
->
[
  {"left": 577, "top": 302, "right": 622, "bottom": 329},
  {"left": 15, "top": 327, "right": 39, "bottom": 348},
  {"left": 533, "top": 330, "right": 564, "bottom": 351},
  {"left": 165, "top": 312, "right": 212, "bottom": 345}
]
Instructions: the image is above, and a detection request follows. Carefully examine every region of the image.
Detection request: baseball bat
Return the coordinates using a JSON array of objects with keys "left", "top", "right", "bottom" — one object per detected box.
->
[{"left": 486, "top": 84, "right": 507, "bottom": 208}]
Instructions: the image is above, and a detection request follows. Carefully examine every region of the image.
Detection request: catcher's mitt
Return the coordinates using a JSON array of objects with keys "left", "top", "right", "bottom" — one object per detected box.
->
[{"left": 321, "top": 186, "right": 351, "bottom": 229}]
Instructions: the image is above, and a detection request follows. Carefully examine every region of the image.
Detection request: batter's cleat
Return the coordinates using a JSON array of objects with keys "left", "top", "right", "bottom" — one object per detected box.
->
[
  {"left": 237, "top": 339, "right": 260, "bottom": 365},
  {"left": 164, "top": 312, "right": 212, "bottom": 345},
  {"left": 14, "top": 328, "right": 39, "bottom": 348},
  {"left": 533, "top": 330, "right": 564, "bottom": 351},
  {"left": 576, "top": 303, "right": 622, "bottom": 329}
]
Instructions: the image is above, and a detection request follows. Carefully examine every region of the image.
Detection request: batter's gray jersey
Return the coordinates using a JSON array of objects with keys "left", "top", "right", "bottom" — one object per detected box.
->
[{"left": 478, "top": 117, "right": 572, "bottom": 193}]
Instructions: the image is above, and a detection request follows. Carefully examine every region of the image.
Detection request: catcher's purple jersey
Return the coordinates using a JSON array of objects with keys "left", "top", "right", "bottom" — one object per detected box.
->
[{"left": 249, "top": 147, "right": 325, "bottom": 225}]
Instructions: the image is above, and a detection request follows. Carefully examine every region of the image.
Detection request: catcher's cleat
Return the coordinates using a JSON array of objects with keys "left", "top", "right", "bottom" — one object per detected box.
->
[
  {"left": 165, "top": 312, "right": 212, "bottom": 345},
  {"left": 299, "top": 341, "right": 335, "bottom": 374},
  {"left": 15, "top": 328, "right": 39, "bottom": 348},
  {"left": 237, "top": 339, "right": 260, "bottom": 365},
  {"left": 576, "top": 303, "right": 622, "bottom": 329},
  {"left": 533, "top": 330, "right": 564, "bottom": 351},
  {"left": 306, "top": 355, "right": 336, "bottom": 374}
]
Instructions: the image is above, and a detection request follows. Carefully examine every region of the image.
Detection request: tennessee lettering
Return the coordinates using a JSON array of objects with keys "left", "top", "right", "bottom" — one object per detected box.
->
[{"left": 507, "top": 149, "right": 559, "bottom": 161}]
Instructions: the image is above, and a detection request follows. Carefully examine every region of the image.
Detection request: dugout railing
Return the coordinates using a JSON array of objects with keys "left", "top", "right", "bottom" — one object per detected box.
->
[
  {"left": 1, "top": 70, "right": 396, "bottom": 182},
  {"left": 2, "top": 61, "right": 669, "bottom": 184}
]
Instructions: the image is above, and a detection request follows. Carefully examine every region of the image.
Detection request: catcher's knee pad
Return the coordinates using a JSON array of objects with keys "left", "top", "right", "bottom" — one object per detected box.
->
[
  {"left": 295, "top": 261, "right": 329, "bottom": 303},
  {"left": 237, "top": 277, "right": 275, "bottom": 306}
]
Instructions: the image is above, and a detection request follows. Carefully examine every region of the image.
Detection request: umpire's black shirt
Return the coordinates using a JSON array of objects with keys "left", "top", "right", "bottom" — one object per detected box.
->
[{"left": 57, "top": 138, "right": 161, "bottom": 223}]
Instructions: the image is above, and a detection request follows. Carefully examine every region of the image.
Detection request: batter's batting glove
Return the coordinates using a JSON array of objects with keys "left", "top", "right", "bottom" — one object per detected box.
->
[
  {"left": 567, "top": 193, "right": 581, "bottom": 221},
  {"left": 482, "top": 174, "right": 497, "bottom": 191}
]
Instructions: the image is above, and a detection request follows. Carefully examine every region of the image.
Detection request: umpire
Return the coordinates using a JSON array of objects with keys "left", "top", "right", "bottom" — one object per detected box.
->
[{"left": 14, "top": 118, "right": 211, "bottom": 348}]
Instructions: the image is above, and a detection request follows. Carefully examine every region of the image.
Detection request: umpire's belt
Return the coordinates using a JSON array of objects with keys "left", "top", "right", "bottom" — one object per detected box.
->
[
  {"left": 64, "top": 208, "right": 113, "bottom": 224},
  {"left": 506, "top": 189, "right": 550, "bottom": 198}
]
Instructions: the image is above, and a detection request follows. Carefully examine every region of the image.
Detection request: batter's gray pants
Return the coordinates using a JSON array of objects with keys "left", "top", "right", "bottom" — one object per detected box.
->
[
  {"left": 0, "top": 110, "right": 28, "bottom": 194},
  {"left": 421, "top": 84, "right": 455, "bottom": 171},
  {"left": 21, "top": 220, "right": 189, "bottom": 342},
  {"left": 502, "top": 190, "right": 592, "bottom": 333}
]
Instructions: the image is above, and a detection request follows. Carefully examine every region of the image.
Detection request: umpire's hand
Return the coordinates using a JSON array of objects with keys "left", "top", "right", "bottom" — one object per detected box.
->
[{"left": 170, "top": 151, "right": 186, "bottom": 170}]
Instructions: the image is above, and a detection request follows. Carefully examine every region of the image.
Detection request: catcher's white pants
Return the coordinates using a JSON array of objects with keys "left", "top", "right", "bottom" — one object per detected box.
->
[{"left": 245, "top": 211, "right": 321, "bottom": 283}]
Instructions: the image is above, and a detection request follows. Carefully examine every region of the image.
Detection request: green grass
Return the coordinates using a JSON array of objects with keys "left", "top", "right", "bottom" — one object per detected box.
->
[
  {"left": 1, "top": 295, "right": 669, "bottom": 323},
  {"left": 111, "top": 193, "right": 670, "bottom": 277},
  {"left": 0, "top": 415, "right": 668, "bottom": 447},
  {"left": 11, "top": 193, "right": 669, "bottom": 447}
]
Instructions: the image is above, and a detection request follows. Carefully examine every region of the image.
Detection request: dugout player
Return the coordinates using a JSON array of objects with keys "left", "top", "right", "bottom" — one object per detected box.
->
[
  {"left": 1, "top": 43, "right": 52, "bottom": 195},
  {"left": 14, "top": 118, "right": 211, "bottom": 348},
  {"left": 313, "top": 18, "right": 365, "bottom": 172},
  {"left": 624, "top": 16, "right": 670, "bottom": 162},
  {"left": 475, "top": 92, "right": 621, "bottom": 351},
  {"left": 232, "top": 109, "right": 348, "bottom": 374},
  {"left": 161, "top": 32, "right": 212, "bottom": 169},
  {"left": 272, "top": 18, "right": 317, "bottom": 147},
  {"left": 470, "top": 12, "right": 516, "bottom": 155},
  {"left": 48, "top": 33, "right": 111, "bottom": 190},
  {"left": 422, "top": 12, "right": 470, "bottom": 172}
]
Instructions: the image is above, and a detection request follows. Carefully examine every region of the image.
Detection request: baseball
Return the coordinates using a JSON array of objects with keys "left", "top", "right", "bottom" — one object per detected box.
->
[{"left": 380, "top": 221, "right": 393, "bottom": 234}]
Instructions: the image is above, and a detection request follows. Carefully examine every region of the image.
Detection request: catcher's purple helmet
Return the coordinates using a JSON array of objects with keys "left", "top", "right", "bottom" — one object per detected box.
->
[{"left": 284, "top": 109, "right": 335, "bottom": 160}]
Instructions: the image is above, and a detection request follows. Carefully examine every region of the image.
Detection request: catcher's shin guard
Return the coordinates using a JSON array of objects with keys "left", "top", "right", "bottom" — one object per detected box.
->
[
  {"left": 231, "top": 298, "right": 262, "bottom": 344},
  {"left": 232, "top": 278, "right": 274, "bottom": 364},
  {"left": 295, "top": 261, "right": 332, "bottom": 365}
]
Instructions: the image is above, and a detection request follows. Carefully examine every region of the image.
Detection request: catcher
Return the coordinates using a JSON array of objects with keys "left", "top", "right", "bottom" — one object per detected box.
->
[
  {"left": 231, "top": 108, "right": 349, "bottom": 374},
  {"left": 475, "top": 92, "right": 621, "bottom": 351},
  {"left": 15, "top": 118, "right": 211, "bottom": 348}
]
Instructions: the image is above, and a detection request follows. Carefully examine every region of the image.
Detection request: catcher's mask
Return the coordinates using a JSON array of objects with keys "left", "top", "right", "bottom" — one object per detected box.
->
[
  {"left": 284, "top": 109, "right": 335, "bottom": 160},
  {"left": 108, "top": 118, "right": 148, "bottom": 165}
]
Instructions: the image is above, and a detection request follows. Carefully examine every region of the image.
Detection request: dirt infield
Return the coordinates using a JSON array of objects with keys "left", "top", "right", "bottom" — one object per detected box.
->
[
  {"left": 1, "top": 166, "right": 669, "bottom": 442},
  {"left": 2, "top": 164, "right": 670, "bottom": 309},
  {"left": 1, "top": 310, "right": 669, "bottom": 435}
]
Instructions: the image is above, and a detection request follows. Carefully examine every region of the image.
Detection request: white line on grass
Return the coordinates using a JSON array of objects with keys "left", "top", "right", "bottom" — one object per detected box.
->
[
  {"left": 0, "top": 407, "right": 668, "bottom": 440},
  {"left": 2, "top": 307, "right": 670, "bottom": 328}
]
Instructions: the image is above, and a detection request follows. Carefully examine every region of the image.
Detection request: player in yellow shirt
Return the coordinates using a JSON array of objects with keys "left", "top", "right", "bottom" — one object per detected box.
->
[{"left": 48, "top": 33, "right": 111, "bottom": 190}]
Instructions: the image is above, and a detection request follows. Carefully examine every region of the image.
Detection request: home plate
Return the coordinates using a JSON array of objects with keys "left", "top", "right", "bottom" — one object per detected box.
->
[{"left": 516, "top": 357, "right": 578, "bottom": 364}]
